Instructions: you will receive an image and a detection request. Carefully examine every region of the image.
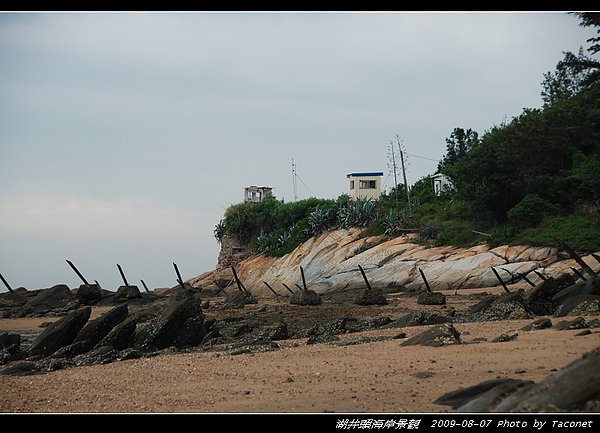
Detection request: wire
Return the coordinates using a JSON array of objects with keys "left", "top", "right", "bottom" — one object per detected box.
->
[{"left": 406, "top": 152, "right": 439, "bottom": 162}]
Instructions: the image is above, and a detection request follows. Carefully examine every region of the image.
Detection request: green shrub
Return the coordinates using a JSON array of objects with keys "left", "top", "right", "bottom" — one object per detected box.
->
[{"left": 507, "top": 193, "right": 560, "bottom": 229}]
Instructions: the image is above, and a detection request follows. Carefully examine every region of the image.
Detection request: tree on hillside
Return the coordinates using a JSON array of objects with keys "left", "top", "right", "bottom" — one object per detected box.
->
[
  {"left": 542, "top": 12, "right": 600, "bottom": 104},
  {"left": 437, "top": 127, "right": 479, "bottom": 174}
]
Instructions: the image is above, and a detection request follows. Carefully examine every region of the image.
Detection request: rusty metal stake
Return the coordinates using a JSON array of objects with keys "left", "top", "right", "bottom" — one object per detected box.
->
[
  {"left": 295, "top": 283, "right": 303, "bottom": 291},
  {"left": 0, "top": 273, "right": 14, "bottom": 293},
  {"left": 534, "top": 270, "right": 548, "bottom": 281},
  {"left": 517, "top": 273, "right": 535, "bottom": 287},
  {"left": 263, "top": 281, "right": 279, "bottom": 297},
  {"left": 140, "top": 279, "right": 150, "bottom": 293},
  {"left": 231, "top": 266, "right": 246, "bottom": 292},
  {"left": 66, "top": 260, "right": 90, "bottom": 285},
  {"left": 282, "top": 283, "right": 294, "bottom": 294},
  {"left": 491, "top": 267, "right": 511, "bottom": 293},
  {"left": 300, "top": 266, "right": 308, "bottom": 291},
  {"left": 116, "top": 263, "right": 130, "bottom": 287},
  {"left": 553, "top": 237, "right": 598, "bottom": 279},
  {"left": 173, "top": 262, "right": 185, "bottom": 287},
  {"left": 418, "top": 268, "right": 432, "bottom": 293},
  {"left": 570, "top": 267, "right": 587, "bottom": 281},
  {"left": 358, "top": 265, "right": 372, "bottom": 291}
]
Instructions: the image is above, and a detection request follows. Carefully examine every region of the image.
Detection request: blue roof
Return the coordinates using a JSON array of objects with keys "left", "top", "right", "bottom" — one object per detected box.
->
[{"left": 347, "top": 172, "right": 384, "bottom": 178}]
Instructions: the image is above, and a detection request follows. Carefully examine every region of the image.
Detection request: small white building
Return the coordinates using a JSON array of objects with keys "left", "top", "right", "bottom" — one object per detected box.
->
[
  {"left": 431, "top": 173, "right": 452, "bottom": 195},
  {"left": 244, "top": 186, "right": 273, "bottom": 203},
  {"left": 347, "top": 172, "right": 383, "bottom": 201}
]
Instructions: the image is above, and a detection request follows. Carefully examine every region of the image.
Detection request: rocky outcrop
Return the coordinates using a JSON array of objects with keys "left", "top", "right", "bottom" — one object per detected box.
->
[
  {"left": 400, "top": 323, "right": 461, "bottom": 347},
  {"left": 354, "top": 288, "right": 388, "bottom": 305},
  {"left": 73, "top": 304, "right": 129, "bottom": 349},
  {"left": 290, "top": 290, "right": 322, "bottom": 306},
  {"left": 189, "top": 228, "right": 600, "bottom": 297},
  {"left": 28, "top": 307, "right": 91, "bottom": 357},
  {"left": 76, "top": 284, "right": 102, "bottom": 305},
  {"left": 445, "top": 346, "right": 600, "bottom": 412}
]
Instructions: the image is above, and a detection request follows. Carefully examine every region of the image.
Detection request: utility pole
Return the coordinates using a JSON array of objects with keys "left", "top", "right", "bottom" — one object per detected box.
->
[
  {"left": 291, "top": 158, "right": 298, "bottom": 202},
  {"left": 388, "top": 141, "right": 399, "bottom": 205},
  {"left": 397, "top": 135, "right": 412, "bottom": 212}
]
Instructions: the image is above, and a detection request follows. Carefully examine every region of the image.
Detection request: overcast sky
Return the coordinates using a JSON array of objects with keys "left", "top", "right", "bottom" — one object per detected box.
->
[{"left": 0, "top": 11, "right": 595, "bottom": 292}]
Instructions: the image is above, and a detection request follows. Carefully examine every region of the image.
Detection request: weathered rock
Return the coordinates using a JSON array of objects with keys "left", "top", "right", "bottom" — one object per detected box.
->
[
  {"left": 387, "top": 311, "right": 453, "bottom": 328},
  {"left": 307, "top": 334, "right": 339, "bottom": 345},
  {"left": 552, "top": 279, "right": 600, "bottom": 306},
  {"left": 554, "top": 317, "right": 588, "bottom": 331},
  {"left": 455, "top": 380, "right": 536, "bottom": 412},
  {"left": 417, "top": 291, "right": 446, "bottom": 306},
  {"left": 400, "top": 323, "right": 461, "bottom": 347},
  {"left": 28, "top": 307, "right": 91, "bottom": 357},
  {"left": 290, "top": 289, "right": 322, "bottom": 306},
  {"left": 73, "top": 304, "right": 128, "bottom": 350},
  {"left": 434, "top": 379, "right": 533, "bottom": 409},
  {"left": 174, "top": 317, "right": 205, "bottom": 348},
  {"left": 76, "top": 284, "right": 102, "bottom": 305},
  {"left": 135, "top": 295, "right": 204, "bottom": 350},
  {"left": 588, "top": 319, "right": 600, "bottom": 328},
  {"left": 51, "top": 341, "right": 90, "bottom": 358},
  {"left": 474, "top": 346, "right": 600, "bottom": 412},
  {"left": 491, "top": 332, "right": 518, "bottom": 342},
  {"left": 345, "top": 316, "right": 393, "bottom": 333},
  {"left": 0, "top": 332, "right": 20, "bottom": 355},
  {"left": 520, "top": 318, "right": 552, "bottom": 331},
  {"left": 570, "top": 299, "right": 600, "bottom": 316},
  {"left": 554, "top": 295, "right": 600, "bottom": 317},
  {"left": 222, "top": 291, "right": 258, "bottom": 309},
  {"left": 0, "top": 291, "right": 27, "bottom": 307},
  {"left": 97, "top": 318, "right": 136, "bottom": 350},
  {"left": 73, "top": 345, "right": 118, "bottom": 366},
  {"left": 250, "top": 322, "right": 288, "bottom": 342},
  {"left": 224, "top": 340, "right": 279, "bottom": 355},
  {"left": 575, "top": 329, "right": 592, "bottom": 336},
  {"left": 465, "top": 290, "right": 529, "bottom": 321},
  {"left": 523, "top": 278, "right": 561, "bottom": 316},
  {"left": 0, "top": 361, "right": 39, "bottom": 376},
  {"left": 115, "top": 285, "right": 141, "bottom": 300},
  {"left": 26, "top": 284, "right": 74, "bottom": 311},
  {"left": 354, "top": 288, "right": 388, "bottom": 306}
]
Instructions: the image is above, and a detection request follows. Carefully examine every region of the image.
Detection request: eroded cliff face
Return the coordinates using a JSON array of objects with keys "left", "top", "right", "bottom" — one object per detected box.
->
[{"left": 189, "top": 228, "right": 599, "bottom": 297}]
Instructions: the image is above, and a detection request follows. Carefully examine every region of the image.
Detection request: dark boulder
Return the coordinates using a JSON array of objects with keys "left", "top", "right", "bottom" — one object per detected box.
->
[
  {"left": 400, "top": 323, "right": 461, "bottom": 347},
  {"left": 387, "top": 311, "right": 453, "bottom": 328},
  {"left": 354, "top": 289, "right": 389, "bottom": 306},
  {"left": 73, "top": 345, "right": 118, "bottom": 366},
  {"left": 486, "top": 346, "right": 600, "bottom": 412},
  {"left": 222, "top": 291, "right": 258, "bottom": 309},
  {"left": 290, "top": 290, "right": 322, "bottom": 306},
  {"left": 26, "top": 284, "right": 74, "bottom": 312},
  {"left": 552, "top": 279, "right": 600, "bottom": 306},
  {"left": 0, "top": 332, "right": 20, "bottom": 355},
  {"left": 523, "top": 278, "right": 561, "bottom": 316},
  {"left": 554, "top": 317, "right": 588, "bottom": 331},
  {"left": 520, "top": 318, "right": 553, "bottom": 331},
  {"left": 570, "top": 299, "right": 600, "bottom": 316},
  {"left": 0, "top": 291, "right": 27, "bottom": 308},
  {"left": 224, "top": 341, "right": 279, "bottom": 356},
  {"left": 417, "top": 291, "right": 446, "bottom": 306},
  {"left": 28, "top": 307, "right": 91, "bottom": 357},
  {"left": 491, "top": 332, "right": 518, "bottom": 342},
  {"left": 307, "top": 334, "right": 339, "bottom": 345},
  {"left": 76, "top": 284, "right": 102, "bottom": 305},
  {"left": 465, "top": 290, "right": 529, "bottom": 321},
  {"left": 455, "top": 380, "right": 536, "bottom": 412},
  {"left": 554, "top": 295, "right": 600, "bottom": 317},
  {"left": 51, "top": 341, "right": 90, "bottom": 358},
  {"left": 97, "top": 318, "right": 137, "bottom": 350},
  {"left": 345, "top": 316, "right": 393, "bottom": 333},
  {"left": 0, "top": 361, "right": 39, "bottom": 376},
  {"left": 115, "top": 285, "right": 141, "bottom": 300},
  {"left": 434, "top": 378, "right": 533, "bottom": 409},
  {"left": 73, "top": 304, "right": 128, "bottom": 349},
  {"left": 135, "top": 294, "right": 204, "bottom": 350}
]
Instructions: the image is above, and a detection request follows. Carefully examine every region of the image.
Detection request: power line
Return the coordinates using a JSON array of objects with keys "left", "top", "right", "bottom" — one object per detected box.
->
[{"left": 406, "top": 152, "right": 439, "bottom": 162}]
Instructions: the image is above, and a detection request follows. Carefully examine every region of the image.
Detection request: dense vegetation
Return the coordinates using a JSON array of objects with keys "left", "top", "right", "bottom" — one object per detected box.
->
[{"left": 215, "top": 13, "right": 600, "bottom": 256}]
